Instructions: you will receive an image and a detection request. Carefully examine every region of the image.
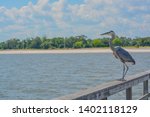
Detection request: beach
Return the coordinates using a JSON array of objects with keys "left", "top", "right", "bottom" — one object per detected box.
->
[{"left": 0, "top": 48, "right": 150, "bottom": 54}]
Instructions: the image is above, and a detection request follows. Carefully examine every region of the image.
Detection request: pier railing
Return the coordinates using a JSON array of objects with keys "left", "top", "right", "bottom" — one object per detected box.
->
[{"left": 56, "top": 70, "right": 150, "bottom": 100}]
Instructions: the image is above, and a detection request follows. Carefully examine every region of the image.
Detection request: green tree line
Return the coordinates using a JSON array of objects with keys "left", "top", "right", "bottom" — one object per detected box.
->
[{"left": 0, "top": 35, "right": 150, "bottom": 49}]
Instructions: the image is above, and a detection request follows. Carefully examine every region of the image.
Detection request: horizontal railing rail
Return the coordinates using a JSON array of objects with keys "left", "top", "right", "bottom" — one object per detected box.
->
[{"left": 55, "top": 70, "right": 150, "bottom": 100}]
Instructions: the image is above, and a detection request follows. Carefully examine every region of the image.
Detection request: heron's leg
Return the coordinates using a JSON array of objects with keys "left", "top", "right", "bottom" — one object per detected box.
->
[
  {"left": 123, "top": 64, "right": 129, "bottom": 79},
  {"left": 122, "top": 64, "right": 125, "bottom": 79}
]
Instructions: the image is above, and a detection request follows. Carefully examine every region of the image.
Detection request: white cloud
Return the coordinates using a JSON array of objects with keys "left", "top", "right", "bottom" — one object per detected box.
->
[
  {"left": 0, "top": 0, "right": 69, "bottom": 39},
  {"left": 84, "top": 0, "right": 114, "bottom": 5},
  {"left": 143, "top": 14, "right": 150, "bottom": 22},
  {"left": 128, "top": 6, "right": 148, "bottom": 11},
  {"left": 0, "top": 6, "right": 6, "bottom": 12},
  {"left": 68, "top": 0, "right": 150, "bottom": 37},
  {"left": 51, "top": 0, "right": 68, "bottom": 28},
  {"left": 68, "top": 0, "right": 120, "bottom": 21},
  {"left": 0, "top": 0, "right": 149, "bottom": 40},
  {"left": 36, "top": 0, "right": 49, "bottom": 9}
]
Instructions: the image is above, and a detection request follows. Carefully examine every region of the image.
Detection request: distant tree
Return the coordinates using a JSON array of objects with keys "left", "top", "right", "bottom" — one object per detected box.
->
[
  {"left": 0, "top": 42, "right": 6, "bottom": 49},
  {"left": 92, "top": 39, "right": 102, "bottom": 47},
  {"left": 143, "top": 37, "right": 150, "bottom": 46},
  {"left": 131, "top": 39, "right": 137, "bottom": 46},
  {"left": 25, "top": 39, "right": 32, "bottom": 49},
  {"left": 50, "top": 37, "right": 64, "bottom": 48},
  {"left": 65, "top": 36, "right": 76, "bottom": 48},
  {"left": 5, "top": 38, "right": 20, "bottom": 49},
  {"left": 85, "top": 39, "right": 92, "bottom": 48},
  {"left": 39, "top": 37, "right": 51, "bottom": 49},
  {"left": 30, "top": 37, "right": 42, "bottom": 49},
  {"left": 74, "top": 41, "right": 83, "bottom": 48},
  {"left": 0, "top": 35, "right": 150, "bottom": 50},
  {"left": 100, "top": 38, "right": 109, "bottom": 47},
  {"left": 40, "top": 41, "right": 50, "bottom": 49},
  {"left": 112, "top": 37, "right": 122, "bottom": 46},
  {"left": 75, "top": 35, "right": 87, "bottom": 48}
]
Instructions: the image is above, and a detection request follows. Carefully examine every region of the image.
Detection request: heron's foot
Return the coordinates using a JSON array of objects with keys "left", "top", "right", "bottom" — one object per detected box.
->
[{"left": 117, "top": 78, "right": 126, "bottom": 81}]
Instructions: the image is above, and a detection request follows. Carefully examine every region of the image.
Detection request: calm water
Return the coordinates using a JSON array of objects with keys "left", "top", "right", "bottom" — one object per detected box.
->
[{"left": 0, "top": 53, "right": 150, "bottom": 100}]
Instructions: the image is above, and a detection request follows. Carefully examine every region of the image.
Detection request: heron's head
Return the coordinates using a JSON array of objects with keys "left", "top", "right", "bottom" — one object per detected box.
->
[{"left": 100, "top": 30, "right": 115, "bottom": 37}]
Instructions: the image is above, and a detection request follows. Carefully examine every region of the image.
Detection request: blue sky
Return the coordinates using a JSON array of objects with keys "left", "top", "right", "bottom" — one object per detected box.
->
[
  {"left": 0, "top": 0, "right": 38, "bottom": 8},
  {"left": 0, "top": 0, "right": 150, "bottom": 41}
]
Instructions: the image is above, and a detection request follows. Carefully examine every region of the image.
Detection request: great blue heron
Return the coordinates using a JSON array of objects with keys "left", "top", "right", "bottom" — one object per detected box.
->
[{"left": 101, "top": 31, "right": 135, "bottom": 80}]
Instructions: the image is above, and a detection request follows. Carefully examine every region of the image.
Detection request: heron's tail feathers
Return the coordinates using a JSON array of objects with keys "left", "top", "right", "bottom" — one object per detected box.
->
[{"left": 132, "top": 59, "right": 136, "bottom": 65}]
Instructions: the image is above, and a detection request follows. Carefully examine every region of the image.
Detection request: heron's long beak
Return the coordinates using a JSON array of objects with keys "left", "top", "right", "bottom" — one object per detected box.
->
[{"left": 100, "top": 31, "right": 111, "bottom": 35}]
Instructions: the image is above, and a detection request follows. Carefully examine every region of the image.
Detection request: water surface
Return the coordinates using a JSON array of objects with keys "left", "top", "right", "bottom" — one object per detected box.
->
[{"left": 0, "top": 53, "right": 149, "bottom": 99}]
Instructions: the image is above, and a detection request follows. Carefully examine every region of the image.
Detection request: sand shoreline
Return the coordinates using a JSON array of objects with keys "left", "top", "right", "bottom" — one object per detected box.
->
[{"left": 0, "top": 48, "right": 150, "bottom": 54}]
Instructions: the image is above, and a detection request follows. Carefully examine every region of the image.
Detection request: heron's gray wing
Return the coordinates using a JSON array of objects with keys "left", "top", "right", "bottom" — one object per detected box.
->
[{"left": 115, "top": 47, "right": 135, "bottom": 64}]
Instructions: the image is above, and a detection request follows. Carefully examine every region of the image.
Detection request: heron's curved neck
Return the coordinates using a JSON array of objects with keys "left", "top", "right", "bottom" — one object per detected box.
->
[{"left": 109, "top": 34, "right": 115, "bottom": 51}]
